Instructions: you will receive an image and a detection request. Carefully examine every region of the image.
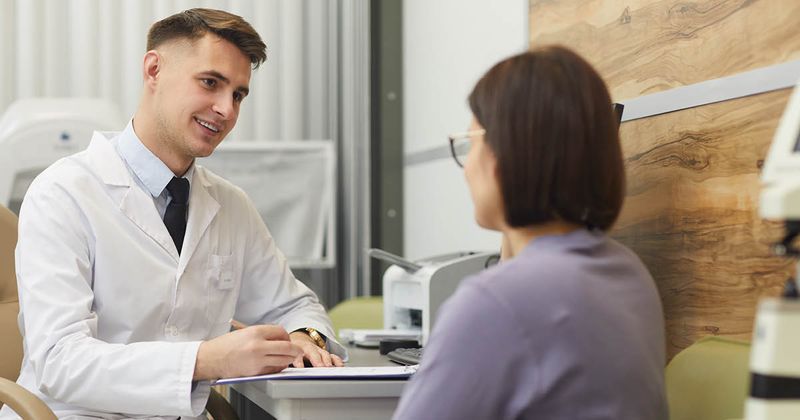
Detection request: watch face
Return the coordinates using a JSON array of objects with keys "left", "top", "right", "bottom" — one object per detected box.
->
[{"left": 303, "top": 328, "right": 323, "bottom": 348}]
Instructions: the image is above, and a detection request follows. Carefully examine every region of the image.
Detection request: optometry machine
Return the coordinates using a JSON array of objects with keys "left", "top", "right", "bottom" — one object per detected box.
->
[
  {"left": 0, "top": 98, "right": 122, "bottom": 214},
  {"left": 368, "top": 248, "right": 499, "bottom": 347},
  {"left": 747, "top": 78, "right": 800, "bottom": 420}
]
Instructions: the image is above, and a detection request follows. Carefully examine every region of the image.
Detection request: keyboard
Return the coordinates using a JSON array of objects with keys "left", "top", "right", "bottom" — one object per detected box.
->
[{"left": 386, "top": 347, "right": 423, "bottom": 365}]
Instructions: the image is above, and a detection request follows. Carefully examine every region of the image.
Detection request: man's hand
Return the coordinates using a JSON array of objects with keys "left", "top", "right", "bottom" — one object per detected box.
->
[
  {"left": 289, "top": 331, "right": 345, "bottom": 368},
  {"left": 193, "top": 324, "right": 302, "bottom": 381}
]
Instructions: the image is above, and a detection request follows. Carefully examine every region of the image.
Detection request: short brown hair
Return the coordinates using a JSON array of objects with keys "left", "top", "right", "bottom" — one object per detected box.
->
[
  {"left": 147, "top": 8, "right": 267, "bottom": 69},
  {"left": 468, "top": 45, "right": 624, "bottom": 231}
]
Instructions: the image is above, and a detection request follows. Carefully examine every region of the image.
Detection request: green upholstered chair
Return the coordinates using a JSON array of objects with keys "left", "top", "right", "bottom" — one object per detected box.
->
[
  {"left": 665, "top": 336, "right": 751, "bottom": 420},
  {"left": 328, "top": 296, "right": 384, "bottom": 337}
]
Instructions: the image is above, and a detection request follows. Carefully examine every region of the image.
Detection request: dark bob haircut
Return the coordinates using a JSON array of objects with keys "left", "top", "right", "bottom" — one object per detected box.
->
[
  {"left": 147, "top": 8, "right": 267, "bottom": 70},
  {"left": 468, "top": 45, "right": 624, "bottom": 231}
]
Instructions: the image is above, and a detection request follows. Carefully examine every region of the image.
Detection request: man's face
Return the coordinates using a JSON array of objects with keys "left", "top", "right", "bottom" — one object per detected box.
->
[{"left": 152, "top": 33, "right": 252, "bottom": 160}]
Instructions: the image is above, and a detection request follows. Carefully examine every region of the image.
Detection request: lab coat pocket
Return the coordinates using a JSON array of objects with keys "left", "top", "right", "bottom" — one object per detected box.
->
[{"left": 206, "top": 254, "right": 238, "bottom": 323}]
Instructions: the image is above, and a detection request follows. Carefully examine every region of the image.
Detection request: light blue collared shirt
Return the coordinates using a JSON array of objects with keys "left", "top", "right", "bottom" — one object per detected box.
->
[{"left": 111, "top": 121, "right": 194, "bottom": 219}]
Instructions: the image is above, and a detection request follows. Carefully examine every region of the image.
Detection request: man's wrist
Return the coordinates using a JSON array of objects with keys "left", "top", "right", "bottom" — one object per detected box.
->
[
  {"left": 194, "top": 341, "right": 218, "bottom": 381},
  {"left": 292, "top": 327, "right": 327, "bottom": 349}
]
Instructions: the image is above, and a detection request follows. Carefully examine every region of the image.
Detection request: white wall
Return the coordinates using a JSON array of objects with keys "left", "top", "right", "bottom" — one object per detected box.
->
[{"left": 403, "top": 0, "right": 529, "bottom": 259}]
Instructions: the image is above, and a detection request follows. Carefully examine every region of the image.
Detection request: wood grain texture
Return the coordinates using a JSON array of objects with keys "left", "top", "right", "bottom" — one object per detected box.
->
[
  {"left": 530, "top": 0, "right": 800, "bottom": 100},
  {"left": 530, "top": 0, "right": 800, "bottom": 359},
  {"left": 616, "top": 90, "right": 794, "bottom": 358}
]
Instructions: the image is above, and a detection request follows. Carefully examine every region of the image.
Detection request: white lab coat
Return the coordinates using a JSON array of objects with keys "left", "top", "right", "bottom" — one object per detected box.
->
[{"left": 1, "top": 131, "right": 345, "bottom": 419}]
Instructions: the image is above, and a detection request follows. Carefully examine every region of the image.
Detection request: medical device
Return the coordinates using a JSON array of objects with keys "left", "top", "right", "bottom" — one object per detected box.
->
[
  {"left": 0, "top": 98, "right": 122, "bottom": 213},
  {"left": 747, "top": 79, "right": 800, "bottom": 419}
]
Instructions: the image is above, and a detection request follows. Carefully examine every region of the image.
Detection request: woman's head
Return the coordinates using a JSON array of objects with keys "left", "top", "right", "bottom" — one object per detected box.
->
[{"left": 465, "top": 45, "right": 624, "bottom": 232}]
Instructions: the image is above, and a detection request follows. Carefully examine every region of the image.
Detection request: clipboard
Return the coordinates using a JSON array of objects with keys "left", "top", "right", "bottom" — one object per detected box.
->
[{"left": 213, "top": 365, "right": 418, "bottom": 385}]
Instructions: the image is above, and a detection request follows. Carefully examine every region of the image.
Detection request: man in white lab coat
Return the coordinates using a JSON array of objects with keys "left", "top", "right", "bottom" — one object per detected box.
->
[{"left": 0, "top": 8, "right": 345, "bottom": 419}]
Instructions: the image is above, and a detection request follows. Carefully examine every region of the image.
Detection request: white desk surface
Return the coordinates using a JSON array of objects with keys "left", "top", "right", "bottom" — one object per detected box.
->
[{"left": 231, "top": 345, "right": 408, "bottom": 420}]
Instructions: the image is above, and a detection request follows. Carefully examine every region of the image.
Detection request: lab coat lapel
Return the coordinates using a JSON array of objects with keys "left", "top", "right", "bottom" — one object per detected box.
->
[
  {"left": 119, "top": 182, "right": 180, "bottom": 262},
  {"left": 178, "top": 168, "right": 219, "bottom": 275},
  {"left": 87, "top": 131, "right": 179, "bottom": 262}
]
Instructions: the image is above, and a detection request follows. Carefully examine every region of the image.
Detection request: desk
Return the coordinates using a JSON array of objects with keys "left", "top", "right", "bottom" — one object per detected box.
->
[{"left": 231, "top": 346, "right": 407, "bottom": 420}]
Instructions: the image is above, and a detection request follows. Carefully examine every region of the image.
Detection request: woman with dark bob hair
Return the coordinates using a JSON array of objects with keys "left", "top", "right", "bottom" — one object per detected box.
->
[{"left": 393, "top": 46, "right": 667, "bottom": 419}]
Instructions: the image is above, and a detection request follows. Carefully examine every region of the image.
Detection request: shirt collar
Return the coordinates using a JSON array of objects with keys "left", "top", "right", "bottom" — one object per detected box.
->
[
  {"left": 118, "top": 120, "right": 194, "bottom": 198},
  {"left": 521, "top": 227, "right": 602, "bottom": 255}
]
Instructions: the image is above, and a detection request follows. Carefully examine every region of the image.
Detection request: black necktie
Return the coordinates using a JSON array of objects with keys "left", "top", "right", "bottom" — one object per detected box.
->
[{"left": 164, "top": 177, "right": 190, "bottom": 254}]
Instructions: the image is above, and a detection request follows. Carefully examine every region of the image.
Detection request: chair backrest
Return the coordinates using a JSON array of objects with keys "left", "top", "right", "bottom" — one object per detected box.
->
[
  {"left": 327, "top": 296, "right": 383, "bottom": 337},
  {"left": 0, "top": 204, "right": 22, "bottom": 381},
  {"left": 665, "top": 336, "right": 751, "bottom": 420}
]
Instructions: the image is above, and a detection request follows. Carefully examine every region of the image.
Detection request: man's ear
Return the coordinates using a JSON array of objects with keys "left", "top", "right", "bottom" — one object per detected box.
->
[{"left": 142, "top": 50, "right": 162, "bottom": 89}]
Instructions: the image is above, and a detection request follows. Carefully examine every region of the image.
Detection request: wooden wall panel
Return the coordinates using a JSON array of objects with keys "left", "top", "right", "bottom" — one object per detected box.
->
[
  {"left": 530, "top": 0, "right": 800, "bottom": 359},
  {"left": 530, "top": 0, "right": 800, "bottom": 100},
  {"left": 616, "top": 90, "right": 794, "bottom": 357}
]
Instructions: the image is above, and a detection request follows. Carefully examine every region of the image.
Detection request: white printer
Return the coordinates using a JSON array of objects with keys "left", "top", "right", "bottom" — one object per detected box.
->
[{"left": 371, "top": 249, "right": 499, "bottom": 346}]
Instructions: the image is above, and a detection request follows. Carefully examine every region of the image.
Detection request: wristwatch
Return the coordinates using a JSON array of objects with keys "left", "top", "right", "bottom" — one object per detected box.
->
[{"left": 301, "top": 327, "right": 327, "bottom": 349}]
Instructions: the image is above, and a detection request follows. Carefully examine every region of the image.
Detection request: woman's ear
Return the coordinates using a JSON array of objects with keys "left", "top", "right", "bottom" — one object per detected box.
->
[{"left": 488, "top": 146, "right": 501, "bottom": 180}]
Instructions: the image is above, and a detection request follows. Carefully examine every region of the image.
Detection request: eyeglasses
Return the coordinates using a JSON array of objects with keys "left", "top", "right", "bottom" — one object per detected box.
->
[{"left": 447, "top": 129, "right": 485, "bottom": 168}]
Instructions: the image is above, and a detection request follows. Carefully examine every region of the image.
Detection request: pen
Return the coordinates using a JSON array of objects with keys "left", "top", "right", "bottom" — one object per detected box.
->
[{"left": 230, "top": 319, "right": 247, "bottom": 331}]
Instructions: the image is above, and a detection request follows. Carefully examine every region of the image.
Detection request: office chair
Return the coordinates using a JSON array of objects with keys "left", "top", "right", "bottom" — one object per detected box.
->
[
  {"left": 0, "top": 204, "right": 237, "bottom": 420},
  {"left": 665, "top": 336, "right": 751, "bottom": 420},
  {"left": 328, "top": 296, "right": 384, "bottom": 336}
]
